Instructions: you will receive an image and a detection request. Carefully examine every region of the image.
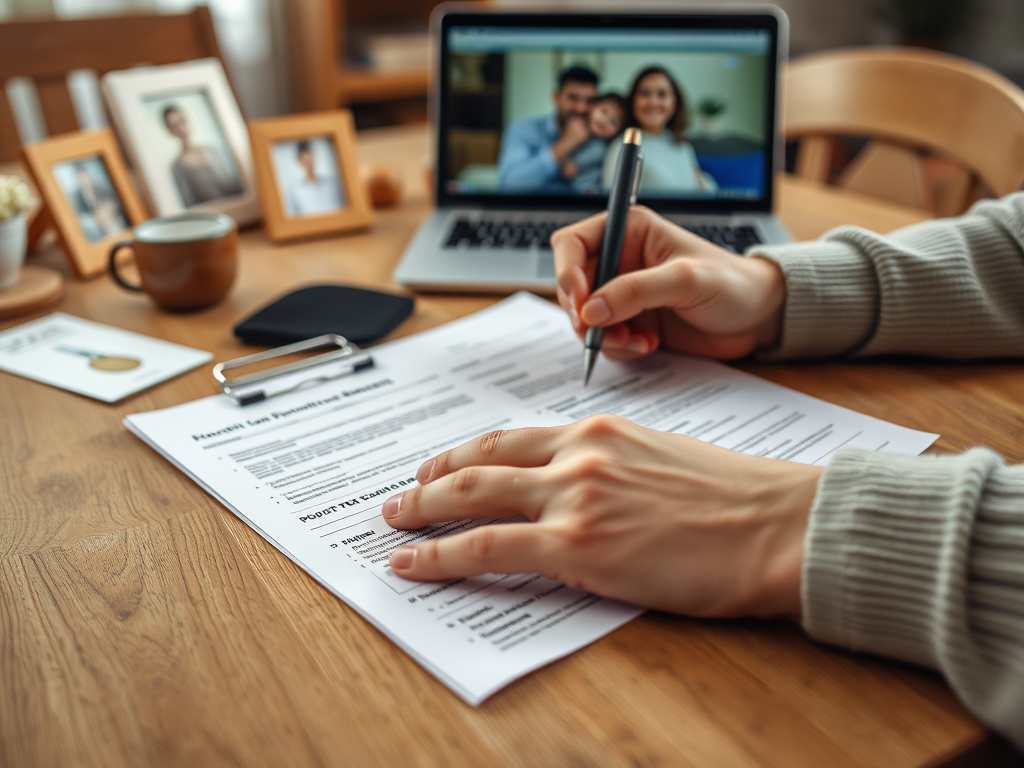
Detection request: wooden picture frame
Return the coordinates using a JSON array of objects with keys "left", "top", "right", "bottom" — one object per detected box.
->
[
  {"left": 20, "top": 129, "right": 148, "bottom": 279},
  {"left": 100, "top": 58, "right": 260, "bottom": 226},
  {"left": 248, "top": 110, "right": 373, "bottom": 243}
]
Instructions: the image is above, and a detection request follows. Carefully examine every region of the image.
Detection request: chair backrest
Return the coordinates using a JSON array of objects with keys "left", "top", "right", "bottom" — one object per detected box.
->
[
  {"left": 785, "top": 47, "right": 1024, "bottom": 214},
  {"left": 0, "top": 8, "right": 224, "bottom": 163}
]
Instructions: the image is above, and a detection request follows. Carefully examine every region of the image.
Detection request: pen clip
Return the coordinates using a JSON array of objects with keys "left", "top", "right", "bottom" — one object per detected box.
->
[{"left": 629, "top": 149, "right": 643, "bottom": 205}]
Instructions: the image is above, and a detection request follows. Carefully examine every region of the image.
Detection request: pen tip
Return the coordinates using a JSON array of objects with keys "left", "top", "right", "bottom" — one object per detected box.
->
[{"left": 582, "top": 348, "right": 595, "bottom": 387}]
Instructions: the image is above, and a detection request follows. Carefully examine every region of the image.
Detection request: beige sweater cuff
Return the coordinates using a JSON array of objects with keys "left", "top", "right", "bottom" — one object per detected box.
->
[
  {"left": 748, "top": 236, "right": 879, "bottom": 360},
  {"left": 803, "top": 447, "right": 1024, "bottom": 751},
  {"left": 803, "top": 447, "right": 983, "bottom": 667}
]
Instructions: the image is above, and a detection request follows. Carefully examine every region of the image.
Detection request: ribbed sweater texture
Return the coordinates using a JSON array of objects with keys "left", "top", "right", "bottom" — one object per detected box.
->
[{"left": 749, "top": 192, "right": 1024, "bottom": 749}]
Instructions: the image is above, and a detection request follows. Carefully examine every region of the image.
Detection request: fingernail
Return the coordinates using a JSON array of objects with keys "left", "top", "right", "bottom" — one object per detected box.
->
[
  {"left": 391, "top": 547, "right": 415, "bottom": 569},
  {"left": 568, "top": 295, "right": 580, "bottom": 330},
  {"left": 382, "top": 493, "right": 403, "bottom": 520},
  {"left": 416, "top": 459, "right": 435, "bottom": 484},
  {"left": 581, "top": 297, "right": 610, "bottom": 325},
  {"left": 626, "top": 337, "right": 647, "bottom": 354}
]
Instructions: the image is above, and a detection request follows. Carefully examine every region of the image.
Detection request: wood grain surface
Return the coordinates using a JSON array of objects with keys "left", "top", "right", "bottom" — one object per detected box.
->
[{"left": 2, "top": 125, "right": 1020, "bottom": 768}]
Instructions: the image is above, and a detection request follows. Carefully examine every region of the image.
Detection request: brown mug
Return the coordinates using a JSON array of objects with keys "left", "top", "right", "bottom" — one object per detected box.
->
[{"left": 108, "top": 213, "right": 238, "bottom": 310}]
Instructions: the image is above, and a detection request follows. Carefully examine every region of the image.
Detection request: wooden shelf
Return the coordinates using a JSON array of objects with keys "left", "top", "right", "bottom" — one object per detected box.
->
[
  {"left": 285, "top": 0, "right": 487, "bottom": 121},
  {"left": 335, "top": 65, "right": 429, "bottom": 104}
]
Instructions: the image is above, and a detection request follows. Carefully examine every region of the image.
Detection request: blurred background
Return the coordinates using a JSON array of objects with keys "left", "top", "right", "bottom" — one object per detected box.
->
[
  {"left": 2, "top": 0, "right": 1023, "bottom": 218},
  {"left": 1, "top": 0, "right": 1022, "bottom": 136}
]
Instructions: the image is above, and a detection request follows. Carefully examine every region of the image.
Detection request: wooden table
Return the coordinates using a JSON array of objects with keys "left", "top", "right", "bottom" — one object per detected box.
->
[{"left": 3, "top": 125, "right": 1022, "bottom": 768}]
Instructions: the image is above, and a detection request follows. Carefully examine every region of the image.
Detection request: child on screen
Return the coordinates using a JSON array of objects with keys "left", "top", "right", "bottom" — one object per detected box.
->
[{"left": 562, "top": 93, "right": 628, "bottom": 194}]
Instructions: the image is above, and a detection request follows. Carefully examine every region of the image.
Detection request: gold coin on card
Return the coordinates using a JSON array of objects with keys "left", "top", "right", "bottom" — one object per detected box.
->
[{"left": 88, "top": 356, "right": 141, "bottom": 371}]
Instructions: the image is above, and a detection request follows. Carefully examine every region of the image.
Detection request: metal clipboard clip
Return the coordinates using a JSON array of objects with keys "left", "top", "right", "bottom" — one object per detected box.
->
[{"left": 213, "top": 334, "right": 374, "bottom": 406}]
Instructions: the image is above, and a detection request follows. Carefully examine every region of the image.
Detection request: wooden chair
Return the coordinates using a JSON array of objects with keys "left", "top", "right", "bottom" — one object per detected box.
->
[
  {"left": 785, "top": 47, "right": 1024, "bottom": 216},
  {"left": 0, "top": 7, "right": 225, "bottom": 163}
]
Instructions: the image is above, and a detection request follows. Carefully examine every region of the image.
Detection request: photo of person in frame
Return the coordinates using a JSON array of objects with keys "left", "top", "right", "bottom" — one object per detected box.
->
[
  {"left": 53, "top": 157, "right": 130, "bottom": 243},
  {"left": 270, "top": 136, "right": 346, "bottom": 218},
  {"left": 143, "top": 90, "right": 244, "bottom": 208}
]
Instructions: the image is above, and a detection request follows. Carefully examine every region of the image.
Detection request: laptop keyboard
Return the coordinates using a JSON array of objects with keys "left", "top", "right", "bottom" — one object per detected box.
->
[
  {"left": 444, "top": 218, "right": 563, "bottom": 250},
  {"left": 679, "top": 224, "right": 763, "bottom": 253},
  {"left": 442, "top": 217, "right": 762, "bottom": 254}
]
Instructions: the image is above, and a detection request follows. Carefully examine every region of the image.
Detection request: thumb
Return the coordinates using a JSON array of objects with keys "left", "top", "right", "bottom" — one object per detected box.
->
[{"left": 580, "top": 259, "right": 697, "bottom": 328}]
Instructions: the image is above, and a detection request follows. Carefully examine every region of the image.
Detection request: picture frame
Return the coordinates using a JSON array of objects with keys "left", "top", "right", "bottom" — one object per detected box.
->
[
  {"left": 20, "top": 129, "right": 148, "bottom": 279},
  {"left": 248, "top": 110, "right": 373, "bottom": 243},
  {"left": 100, "top": 58, "right": 260, "bottom": 226}
]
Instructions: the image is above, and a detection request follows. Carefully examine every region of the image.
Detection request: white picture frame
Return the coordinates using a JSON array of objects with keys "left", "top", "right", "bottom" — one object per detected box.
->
[{"left": 100, "top": 58, "right": 260, "bottom": 226}]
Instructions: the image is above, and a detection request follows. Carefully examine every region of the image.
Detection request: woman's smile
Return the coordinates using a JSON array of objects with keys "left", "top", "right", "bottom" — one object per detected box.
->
[{"left": 633, "top": 73, "right": 677, "bottom": 133}]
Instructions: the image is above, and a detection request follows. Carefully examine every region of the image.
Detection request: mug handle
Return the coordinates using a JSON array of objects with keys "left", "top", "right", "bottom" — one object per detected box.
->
[{"left": 108, "top": 241, "right": 143, "bottom": 292}]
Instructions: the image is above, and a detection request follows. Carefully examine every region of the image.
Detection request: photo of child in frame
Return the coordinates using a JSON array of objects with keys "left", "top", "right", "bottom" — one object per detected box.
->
[
  {"left": 270, "top": 136, "right": 347, "bottom": 218},
  {"left": 52, "top": 157, "right": 131, "bottom": 243}
]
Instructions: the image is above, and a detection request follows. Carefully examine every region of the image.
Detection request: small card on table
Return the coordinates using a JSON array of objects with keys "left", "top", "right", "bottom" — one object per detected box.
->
[{"left": 0, "top": 313, "right": 212, "bottom": 403}]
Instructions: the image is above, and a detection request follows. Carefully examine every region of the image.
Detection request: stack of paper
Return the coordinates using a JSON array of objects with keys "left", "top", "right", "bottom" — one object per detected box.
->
[{"left": 125, "top": 294, "right": 937, "bottom": 703}]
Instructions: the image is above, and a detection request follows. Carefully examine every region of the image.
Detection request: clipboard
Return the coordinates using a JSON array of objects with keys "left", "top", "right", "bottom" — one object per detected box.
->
[{"left": 213, "top": 334, "right": 373, "bottom": 406}]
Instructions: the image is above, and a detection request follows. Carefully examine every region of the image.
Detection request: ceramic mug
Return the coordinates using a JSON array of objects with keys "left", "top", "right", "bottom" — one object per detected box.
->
[{"left": 109, "top": 213, "right": 237, "bottom": 310}]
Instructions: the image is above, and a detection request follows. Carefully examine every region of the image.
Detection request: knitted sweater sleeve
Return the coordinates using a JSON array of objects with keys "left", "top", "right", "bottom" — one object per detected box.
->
[
  {"left": 749, "top": 192, "right": 1024, "bottom": 360},
  {"left": 807, "top": 448, "right": 1024, "bottom": 751},
  {"left": 746, "top": 193, "right": 1024, "bottom": 749}
]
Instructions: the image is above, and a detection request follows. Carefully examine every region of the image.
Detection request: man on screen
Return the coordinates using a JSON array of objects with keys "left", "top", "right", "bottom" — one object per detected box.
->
[{"left": 496, "top": 66, "right": 599, "bottom": 191}]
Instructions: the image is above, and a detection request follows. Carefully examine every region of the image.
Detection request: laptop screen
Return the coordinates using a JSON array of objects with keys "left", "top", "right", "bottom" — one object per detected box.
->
[{"left": 436, "top": 12, "right": 782, "bottom": 212}]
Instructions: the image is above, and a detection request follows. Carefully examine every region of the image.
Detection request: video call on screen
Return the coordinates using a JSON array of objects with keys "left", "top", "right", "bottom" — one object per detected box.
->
[{"left": 444, "top": 26, "right": 771, "bottom": 201}]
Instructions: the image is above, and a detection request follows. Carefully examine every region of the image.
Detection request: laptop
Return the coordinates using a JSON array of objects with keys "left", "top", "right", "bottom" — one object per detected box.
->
[{"left": 394, "top": 6, "right": 793, "bottom": 293}]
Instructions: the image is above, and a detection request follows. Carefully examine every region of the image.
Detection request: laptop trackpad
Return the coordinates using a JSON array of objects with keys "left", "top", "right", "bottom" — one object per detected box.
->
[{"left": 537, "top": 253, "right": 555, "bottom": 279}]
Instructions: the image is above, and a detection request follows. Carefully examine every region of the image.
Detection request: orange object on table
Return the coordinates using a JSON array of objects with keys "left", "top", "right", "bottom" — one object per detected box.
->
[{"left": 363, "top": 164, "right": 404, "bottom": 207}]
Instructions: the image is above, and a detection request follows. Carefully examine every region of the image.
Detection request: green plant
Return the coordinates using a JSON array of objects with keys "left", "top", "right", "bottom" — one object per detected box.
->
[
  {"left": 697, "top": 97, "right": 727, "bottom": 118},
  {"left": 0, "top": 176, "right": 33, "bottom": 221}
]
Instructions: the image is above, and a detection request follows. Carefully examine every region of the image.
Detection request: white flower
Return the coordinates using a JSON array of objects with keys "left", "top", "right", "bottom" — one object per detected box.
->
[{"left": 0, "top": 176, "right": 34, "bottom": 221}]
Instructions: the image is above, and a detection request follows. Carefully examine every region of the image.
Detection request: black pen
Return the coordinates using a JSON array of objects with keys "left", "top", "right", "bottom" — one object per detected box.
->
[{"left": 582, "top": 127, "right": 643, "bottom": 386}]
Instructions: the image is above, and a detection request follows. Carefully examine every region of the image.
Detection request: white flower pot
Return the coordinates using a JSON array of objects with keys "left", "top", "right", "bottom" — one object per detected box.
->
[
  {"left": 0, "top": 211, "right": 28, "bottom": 291},
  {"left": 699, "top": 116, "right": 721, "bottom": 138}
]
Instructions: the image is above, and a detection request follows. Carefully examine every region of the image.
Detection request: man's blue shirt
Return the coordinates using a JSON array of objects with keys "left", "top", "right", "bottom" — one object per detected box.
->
[{"left": 496, "top": 113, "right": 571, "bottom": 192}]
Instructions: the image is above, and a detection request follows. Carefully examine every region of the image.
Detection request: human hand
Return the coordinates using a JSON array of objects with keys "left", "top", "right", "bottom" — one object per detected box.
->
[
  {"left": 384, "top": 416, "right": 822, "bottom": 618},
  {"left": 552, "top": 116, "right": 591, "bottom": 161},
  {"left": 551, "top": 206, "right": 786, "bottom": 361},
  {"left": 561, "top": 159, "right": 579, "bottom": 180}
]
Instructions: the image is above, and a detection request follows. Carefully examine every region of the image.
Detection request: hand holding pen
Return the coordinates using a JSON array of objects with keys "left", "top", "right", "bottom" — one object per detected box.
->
[
  {"left": 550, "top": 207, "right": 787, "bottom": 369},
  {"left": 581, "top": 128, "right": 644, "bottom": 385}
]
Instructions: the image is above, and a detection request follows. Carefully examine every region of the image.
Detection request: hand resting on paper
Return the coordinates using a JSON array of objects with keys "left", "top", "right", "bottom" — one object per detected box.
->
[
  {"left": 378, "top": 196, "right": 1024, "bottom": 750},
  {"left": 551, "top": 205, "right": 787, "bottom": 361},
  {"left": 383, "top": 418, "right": 822, "bottom": 617},
  {"left": 382, "top": 207, "right": 818, "bottom": 617}
]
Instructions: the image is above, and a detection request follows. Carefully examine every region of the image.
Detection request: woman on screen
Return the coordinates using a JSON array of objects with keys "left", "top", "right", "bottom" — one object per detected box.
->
[{"left": 603, "top": 67, "right": 716, "bottom": 194}]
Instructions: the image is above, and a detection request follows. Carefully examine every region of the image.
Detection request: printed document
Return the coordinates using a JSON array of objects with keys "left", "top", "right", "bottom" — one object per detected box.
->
[
  {"left": 0, "top": 313, "right": 211, "bottom": 402},
  {"left": 126, "top": 293, "right": 937, "bottom": 703}
]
